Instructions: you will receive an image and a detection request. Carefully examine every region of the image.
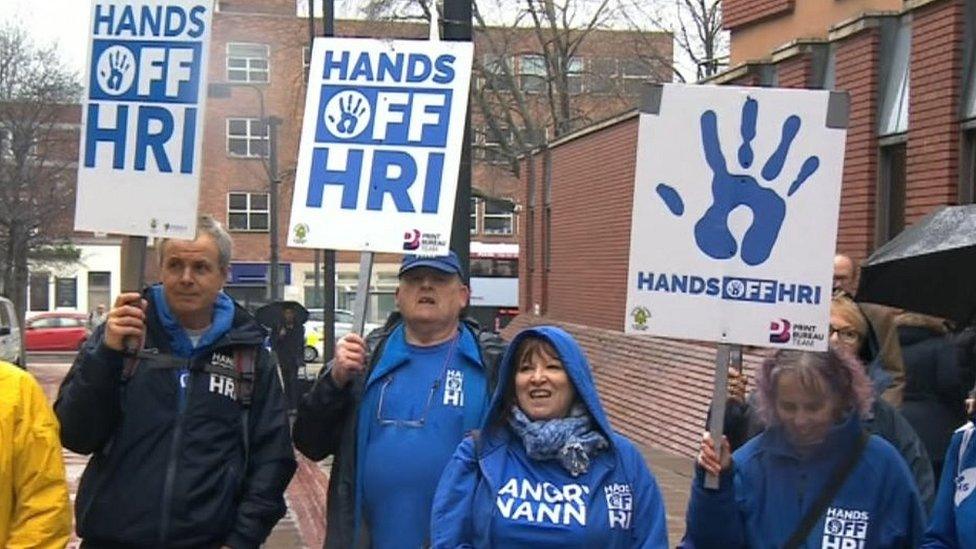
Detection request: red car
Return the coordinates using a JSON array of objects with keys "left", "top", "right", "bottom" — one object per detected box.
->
[{"left": 25, "top": 312, "right": 90, "bottom": 351}]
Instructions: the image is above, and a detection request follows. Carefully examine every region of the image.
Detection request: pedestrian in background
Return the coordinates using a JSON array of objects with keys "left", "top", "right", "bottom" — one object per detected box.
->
[{"left": 273, "top": 304, "right": 304, "bottom": 413}]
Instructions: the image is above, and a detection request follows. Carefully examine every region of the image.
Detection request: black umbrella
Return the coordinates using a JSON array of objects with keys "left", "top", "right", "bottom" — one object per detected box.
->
[
  {"left": 856, "top": 204, "right": 976, "bottom": 325},
  {"left": 254, "top": 300, "right": 309, "bottom": 328}
]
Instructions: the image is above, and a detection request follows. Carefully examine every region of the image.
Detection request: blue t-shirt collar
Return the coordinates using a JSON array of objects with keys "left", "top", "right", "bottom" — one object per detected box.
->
[{"left": 151, "top": 284, "right": 236, "bottom": 358}]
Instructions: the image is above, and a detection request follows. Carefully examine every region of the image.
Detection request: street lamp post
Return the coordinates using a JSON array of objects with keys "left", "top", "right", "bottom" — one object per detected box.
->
[
  {"left": 206, "top": 82, "right": 282, "bottom": 303},
  {"left": 267, "top": 116, "right": 282, "bottom": 302}
]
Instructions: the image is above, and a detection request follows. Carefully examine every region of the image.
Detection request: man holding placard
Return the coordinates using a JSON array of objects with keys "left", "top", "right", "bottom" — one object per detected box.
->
[
  {"left": 294, "top": 251, "right": 503, "bottom": 548},
  {"left": 56, "top": 216, "right": 296, "bottom": 547}
]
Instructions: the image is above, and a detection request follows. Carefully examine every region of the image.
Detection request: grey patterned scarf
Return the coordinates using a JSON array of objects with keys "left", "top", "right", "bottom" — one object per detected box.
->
[{"left": 508, "top": 403, "right": 609, "bottom": 477}]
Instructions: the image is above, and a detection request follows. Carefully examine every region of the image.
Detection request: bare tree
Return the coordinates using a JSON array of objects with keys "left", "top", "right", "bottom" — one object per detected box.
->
[
  {"left": 361, "top": 0, "right": 673, "bottom": 170},
  {"left": 0, "top": 24, "right": 82, "bottom": 328},
  {"left": 623, "top": 0, "right": 728, "bottom": 82}
]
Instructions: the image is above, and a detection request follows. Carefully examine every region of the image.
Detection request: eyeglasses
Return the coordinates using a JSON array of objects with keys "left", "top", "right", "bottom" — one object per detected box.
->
[
  {"left": 375, "top": 334, "right": 459, "bottom": 429},
  {"left": 829, "top": 326, "right": 861, "bottom": 344},
  {"left": 375, "top": 374, "right": 439, "bottom": 428}
]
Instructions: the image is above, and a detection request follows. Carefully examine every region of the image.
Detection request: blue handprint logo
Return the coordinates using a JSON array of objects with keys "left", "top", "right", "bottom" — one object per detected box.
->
[
  {"left": 656, "top": 97, "right": 820, "bottom": 266},
  {"left": 323, "top": 90, "right": 371, "bottom": 139},
  {"left": 95, "top": 45, "right": 135, "bottom": 96}
]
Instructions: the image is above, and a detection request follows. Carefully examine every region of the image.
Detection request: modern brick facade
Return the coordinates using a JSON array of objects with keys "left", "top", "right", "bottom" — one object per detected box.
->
[{"left": 510, "top": 0, "right": 974, "bottom": 457}]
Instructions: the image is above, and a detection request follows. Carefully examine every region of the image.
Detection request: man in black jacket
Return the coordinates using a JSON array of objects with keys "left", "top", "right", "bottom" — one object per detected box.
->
[
  {"left": 293, "top": 251, "right": 504, "bottom": 549},
  {"left": 56, "top": 216, "right": 296, "bottom": 548}
]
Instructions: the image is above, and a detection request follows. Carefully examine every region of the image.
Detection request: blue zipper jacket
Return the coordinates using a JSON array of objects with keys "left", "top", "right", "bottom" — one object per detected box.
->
[
  {"left": 922, "top": 421, "right": 976, "bottom": 548},
  {"left": 430, "top": 325, "right": 669, "bottom": 548},
  {"left": 686, "top": 413, "right": 924, "bottom": 548}
]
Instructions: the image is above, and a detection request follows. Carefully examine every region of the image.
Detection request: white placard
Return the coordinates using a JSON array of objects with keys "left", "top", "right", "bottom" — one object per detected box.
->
[
  {"left": 287, "top": 37, "right": 473, "bottom": 255},
  {"left": 624, "top": 84, "right": 848, "bottom": 351},
  {"left": 74, "top": 0, "right": 213, "bottom": 239}
]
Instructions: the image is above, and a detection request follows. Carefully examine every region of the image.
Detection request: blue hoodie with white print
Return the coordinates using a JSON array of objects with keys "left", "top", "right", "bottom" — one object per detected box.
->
[
  {"left": 686, "top": 411, "right": 925, "bottom": 548},
  {"left": 430, "top": 325, "right": 669, "bottom": 549},
  {"left": 923, "top": 421, "right": 976, "bottom": 548}
]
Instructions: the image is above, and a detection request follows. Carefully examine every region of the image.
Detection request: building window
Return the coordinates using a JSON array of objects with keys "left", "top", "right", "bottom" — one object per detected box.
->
[
  {"left": 228, "top": 192, "right": 270, "bottom": 232},
  {"left": 480, "top": 53, "right": 511, "bottom": 91},
  {"left": 619, "top": 59, "right": 652, "bottom": 95},
  {"left": 55, "top": 277, "right": 77, "bottom": 308},
  {"left": 303, "top": 46, "right": 311, "bottom": 82},
  {"left": 29, "top": 272, "right": 50, "bottom": 311},
  {"left": 519, "top": 54, "right": 546, "bottom": 93},
  {"left": 470, "top": 197, "right": 480, "bottom": 235},
  {"left": 587, "top": 58, "right": 617, "bottom": 94},
  {"left": 226, "top": 118, "right": 268, "bottom": 158},
  {"left": 483, "top": 197, "right": 515, "bottom": 235},
  {"left": 564, "top": 56, "right": 583, "bottom": 94},
  {"left": 878, "top": 142, "right": 907, "bottom": 244},
  {"left": 963, "top": 128, "right": 976, "bottom": 204},
  {"left": 879, "top": 17, "right": 911, "bottom": 137},
  {"left": 87, "top": 271, "right": 111, "bottom": 313},
  {"left": 481, "top": 125, "right": 508, "bottom": 164},
  {"left": 227, "top": 43, "right": 269, "bottom": 83}
]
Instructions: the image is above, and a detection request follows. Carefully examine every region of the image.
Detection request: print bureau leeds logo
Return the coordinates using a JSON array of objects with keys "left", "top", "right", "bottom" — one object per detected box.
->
[{"left": 655, "top": 97, "right": 820, "bottom": 267}]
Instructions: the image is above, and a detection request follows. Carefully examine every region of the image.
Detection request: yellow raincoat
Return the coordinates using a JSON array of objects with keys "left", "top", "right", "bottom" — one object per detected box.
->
[{"left": 0, "top": 361, "right": 71, "bottom": 548}]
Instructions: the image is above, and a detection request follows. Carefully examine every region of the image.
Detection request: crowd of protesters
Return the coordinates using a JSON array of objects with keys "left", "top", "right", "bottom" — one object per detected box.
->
[{"left": 2, "top": 229, "right": 976, "bottom": 548}]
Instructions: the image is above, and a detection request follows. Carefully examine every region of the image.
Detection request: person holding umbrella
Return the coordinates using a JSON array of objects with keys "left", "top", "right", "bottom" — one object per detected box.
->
[{"left": 274, "top": 304, "right": 305, "bottom": 413}]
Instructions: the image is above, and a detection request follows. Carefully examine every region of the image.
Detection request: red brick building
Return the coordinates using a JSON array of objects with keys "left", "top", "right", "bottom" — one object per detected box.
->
[
  {"left": 507, "top": 0, "right": 973, "bottom": 457},
  {"left": 201, "top": 0, "right": 671, "bottom": 323}
]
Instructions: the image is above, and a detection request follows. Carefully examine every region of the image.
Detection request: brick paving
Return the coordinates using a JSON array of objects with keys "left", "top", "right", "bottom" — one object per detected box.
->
[{"left": 28, "top": 355, "right": 694, "bottom": 547}]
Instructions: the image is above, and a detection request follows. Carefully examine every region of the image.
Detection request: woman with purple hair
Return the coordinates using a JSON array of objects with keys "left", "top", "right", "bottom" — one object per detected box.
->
[{"left": 685, "top": 346, "right": 925, "bottom": 548}]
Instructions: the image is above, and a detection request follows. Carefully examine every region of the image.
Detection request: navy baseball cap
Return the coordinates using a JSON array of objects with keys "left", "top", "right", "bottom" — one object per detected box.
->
[{"left": 399, "top": 251, "right": 464, "bottom": 278}]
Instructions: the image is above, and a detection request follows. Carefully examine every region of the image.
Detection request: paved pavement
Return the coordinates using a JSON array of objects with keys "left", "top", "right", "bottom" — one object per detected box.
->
[{"left": 28, "top": 354, "right": 693, "bottom": 547}]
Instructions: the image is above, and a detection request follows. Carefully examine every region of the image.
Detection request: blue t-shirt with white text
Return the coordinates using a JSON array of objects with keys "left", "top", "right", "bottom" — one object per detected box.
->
[{"left": 359, "top": 326, "right": 488, "bottom": 549}]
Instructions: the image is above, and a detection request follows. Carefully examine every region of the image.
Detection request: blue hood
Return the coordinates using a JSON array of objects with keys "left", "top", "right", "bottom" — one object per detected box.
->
[
  {"left": 484, "top": 325, "right": 616, "bottom": 446},
  {"left": 150, "top": 284, "right": 238, "bottom": 357}
]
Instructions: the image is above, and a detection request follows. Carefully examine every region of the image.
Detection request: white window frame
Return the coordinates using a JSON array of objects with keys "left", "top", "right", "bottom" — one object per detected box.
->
[
  {"left": 565, "top": 56, "right": 583, "bottom": 94},
  {"left": 619, "top": 59, "right": 652, "bottom": 95},
  {"left": 227, "top": 191, "right": 270, "bottom": 232},
  {"left": 226, "top": 42, "right": 270, "bottom": 83},
  {"left": 303, "top": 46, "right": 311, "bottom": 82},
  {"left": 483, "top": 198, "right": 515, "bottom": 235},
  {"left": 482, "top": 125, "right": 508, "bottom": 164},
  {"left": 470, "top": 196, "right": 481, "bottom": 235},
  {"left": 226, "top": 118, "right": 269, "bottom": 158},
  {"left": 587, "top": 58, "right": 617, "bottom": 94},
  {"left": 519, "top": 54, "right": 547, "bottom": 94}
]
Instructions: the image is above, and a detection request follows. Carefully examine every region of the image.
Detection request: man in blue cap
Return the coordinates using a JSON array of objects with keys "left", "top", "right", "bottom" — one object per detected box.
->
[{"left": 294, "top": 251, "right": 503, "bottom": 549}]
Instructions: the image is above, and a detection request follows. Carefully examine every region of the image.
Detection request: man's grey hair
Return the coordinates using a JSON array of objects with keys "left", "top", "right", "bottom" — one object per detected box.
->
[{"left": 157, "top": 215, "right": 233, "bottom": 270}]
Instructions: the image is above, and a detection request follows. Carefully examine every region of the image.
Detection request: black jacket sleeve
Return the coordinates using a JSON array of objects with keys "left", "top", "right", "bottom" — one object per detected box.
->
[
  {"left": 292, "top": 359, "right": 354, "bottom": 461},
  {"left": 54, "top": 326, "right": 125, "bottom": 455},
  {"left": 225, "top": 348, "right": 298, "bottom": 549}
]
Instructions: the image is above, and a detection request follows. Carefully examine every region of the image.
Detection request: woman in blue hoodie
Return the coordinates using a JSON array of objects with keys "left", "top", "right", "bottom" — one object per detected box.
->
[
  {"left": 430, "top": 325, "right": 668, "bottom": 548},
  {"left": 922, "top": 420, "right": 976, "bottom": 548},
  {"left": 687, "top": 346, "right": 925, "bottom": 548}
]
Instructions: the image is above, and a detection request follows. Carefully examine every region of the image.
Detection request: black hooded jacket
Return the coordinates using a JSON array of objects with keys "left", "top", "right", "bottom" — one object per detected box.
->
[{"left": 55, "top": 290, "right": 297, "bottom": 548}]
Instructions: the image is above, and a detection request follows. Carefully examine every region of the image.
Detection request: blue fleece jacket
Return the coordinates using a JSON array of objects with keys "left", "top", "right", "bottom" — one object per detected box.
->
[
  {"left": 430, "top": 326, "right": 668, "bottom": 549},
  {"left": 686, "top": 413, "right": 925, "bottom": 548},
  {"left": 922, "top": 422, "right": 976, "bottom": 548}
]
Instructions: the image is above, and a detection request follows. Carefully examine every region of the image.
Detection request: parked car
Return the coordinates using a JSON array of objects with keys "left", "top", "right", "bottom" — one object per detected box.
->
[
  {"left": 25, "top": 312, "right": 90, "bottom": 351},
  {"left": 0, "top": 297, "right": 22, "bottom": 366},
  {"left": 303, "top": 309, "right": 381, "bottom": 362}
]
